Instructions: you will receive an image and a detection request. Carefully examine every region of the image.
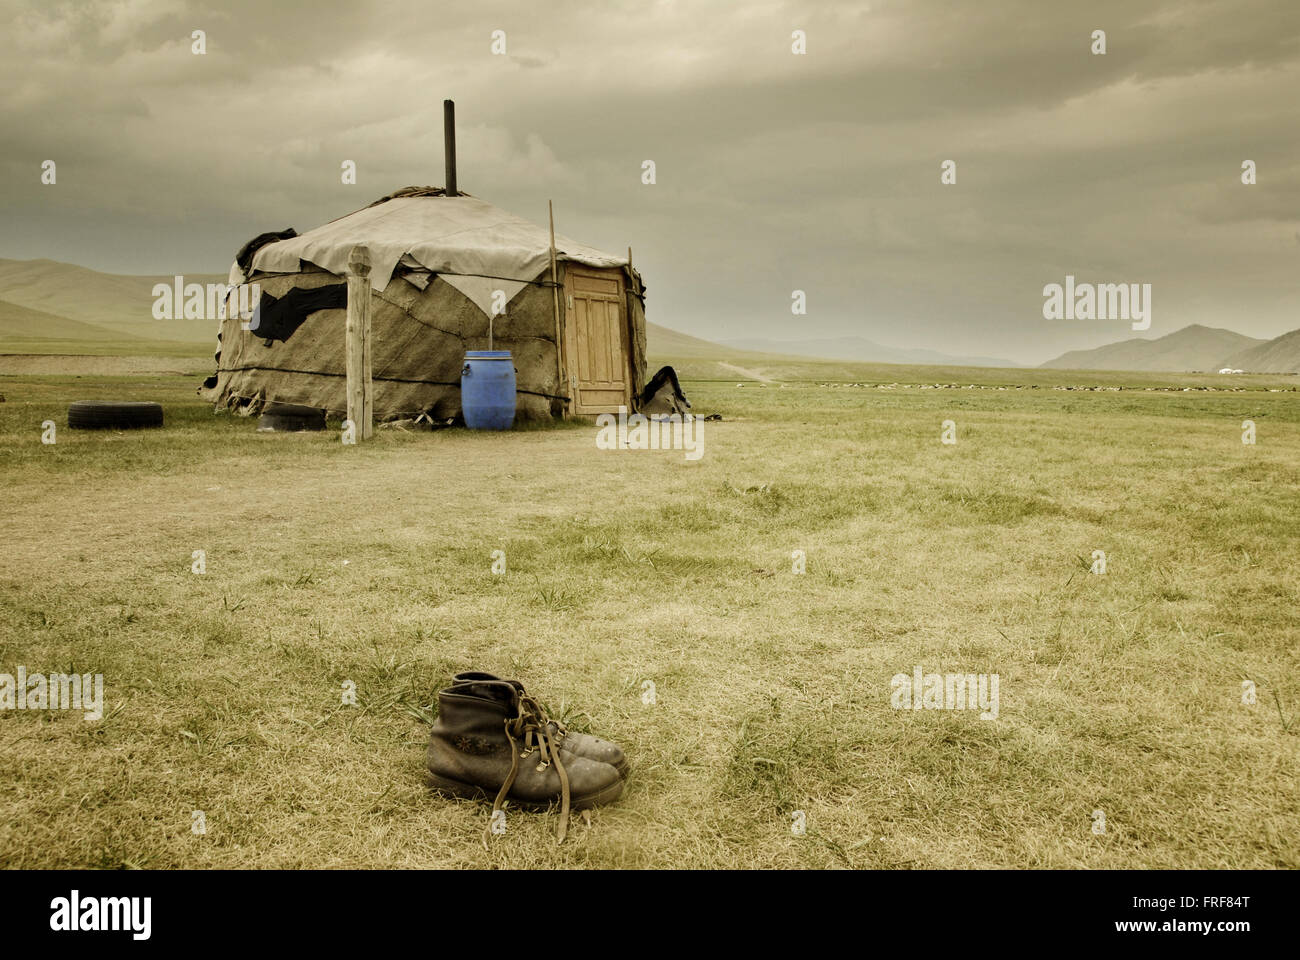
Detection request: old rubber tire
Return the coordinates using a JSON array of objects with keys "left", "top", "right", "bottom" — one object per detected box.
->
[
  {"left": 67, "top": 401, "right": 164, "bottom": 430},
  {"left": 258, "top": 402, "right": 326, "bottom": 432},
  {"left": 262, "top": 402, "right": 324, "bottom": 419}
]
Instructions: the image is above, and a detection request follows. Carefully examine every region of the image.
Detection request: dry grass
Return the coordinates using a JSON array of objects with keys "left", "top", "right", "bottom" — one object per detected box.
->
[{"left": 0, "top": 364, "right": 1297, "bottom": 868}]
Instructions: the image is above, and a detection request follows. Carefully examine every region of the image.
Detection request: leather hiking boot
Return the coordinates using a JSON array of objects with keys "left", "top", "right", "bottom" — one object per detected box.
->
[
  {"left": 427, "top": 680, "right": 623, "bottom": 844},
  {"left": 450, "top": 671, "right": 630, "bottom": 778}
]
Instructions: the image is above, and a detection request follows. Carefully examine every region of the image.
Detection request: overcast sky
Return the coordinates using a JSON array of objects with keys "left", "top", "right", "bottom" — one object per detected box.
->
[{"left": 4, "top": 0, "right": 1299, "bottom": 363}]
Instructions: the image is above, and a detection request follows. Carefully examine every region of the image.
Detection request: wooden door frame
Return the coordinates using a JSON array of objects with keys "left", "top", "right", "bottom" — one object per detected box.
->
[{"left": 562, "top": 264, "right": 634, "bottom": 416}]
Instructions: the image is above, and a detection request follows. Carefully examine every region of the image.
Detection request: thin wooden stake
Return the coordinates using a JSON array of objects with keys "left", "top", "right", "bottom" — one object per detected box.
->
[
  {"left": 549, "top": 199, "right": 566, "bottom": 419},
  {"left": 346, "top": 244, "right": 373, "bottom": 440},
  {"left": 625, "top": 246, "right": 638, "bottom": 410}
]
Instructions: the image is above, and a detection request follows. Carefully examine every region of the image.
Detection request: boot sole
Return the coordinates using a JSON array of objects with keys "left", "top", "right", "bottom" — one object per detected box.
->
[{"left": 426, "top": 772, "right": 624, "bottom": 811}]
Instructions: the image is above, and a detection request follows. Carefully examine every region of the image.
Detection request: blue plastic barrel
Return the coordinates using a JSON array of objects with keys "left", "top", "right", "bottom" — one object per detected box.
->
[{"left": 460, "top": 351, "right": 516, "bottom": 430}]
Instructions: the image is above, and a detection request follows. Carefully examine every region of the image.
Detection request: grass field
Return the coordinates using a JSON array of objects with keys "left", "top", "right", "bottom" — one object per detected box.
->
[{"left": 1, "top": 360, "right": 1297, "bottom": 868}]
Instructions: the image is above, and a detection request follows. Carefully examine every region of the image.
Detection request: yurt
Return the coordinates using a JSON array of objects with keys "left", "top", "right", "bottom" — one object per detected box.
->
[{"left": 200, "top": 182, "right": 648, "bottom": 422}]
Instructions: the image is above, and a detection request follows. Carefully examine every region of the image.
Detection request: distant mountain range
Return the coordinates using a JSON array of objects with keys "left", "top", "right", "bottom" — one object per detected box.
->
[
  {"left": 3, "top": 258, "right": 1297, "bottom": 374},
  {"left": 1040, "top": 323, "right": 1300, "bottom": 373},
  {"left": 718, "top": 336, "right": 1019, "bottom": 368}
]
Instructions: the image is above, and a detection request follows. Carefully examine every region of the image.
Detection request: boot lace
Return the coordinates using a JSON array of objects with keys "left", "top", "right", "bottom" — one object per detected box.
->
[{"left": 482, "top": 694, "right": 571, "bottom": 847}]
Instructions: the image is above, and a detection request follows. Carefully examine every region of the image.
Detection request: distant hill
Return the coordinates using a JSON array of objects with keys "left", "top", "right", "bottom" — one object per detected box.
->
[
  {"left": 1220, "top": 327, "right": 1300, "bottom": 373},
  {"left": 647, "top": 322, "right": 784, "bottom": 359},
  {"left": 1040, "top": 324, "right": 1266, "bottom": 372},
  {"left": 719, "top": 335, "right": 1018, "bottom": 368},
  {"left": 0, "top": 298, "right": 138, "bottom": 341},
  {"left": 0, "top": 258, "right": 226, "bottom": 343}
]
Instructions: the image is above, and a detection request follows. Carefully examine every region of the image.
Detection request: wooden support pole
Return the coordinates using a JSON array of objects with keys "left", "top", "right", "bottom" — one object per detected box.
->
[
  {"left": 549, "top": 199, "right": 567, "bottom": 419},
  {"left": 346, "top": 244, "right": 373, "bottom": 440}
]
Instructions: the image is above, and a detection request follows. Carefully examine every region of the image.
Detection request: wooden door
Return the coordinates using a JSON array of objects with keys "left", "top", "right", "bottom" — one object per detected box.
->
[{"left": 564, "top": 267, "right": 630, "bottom": 415}]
